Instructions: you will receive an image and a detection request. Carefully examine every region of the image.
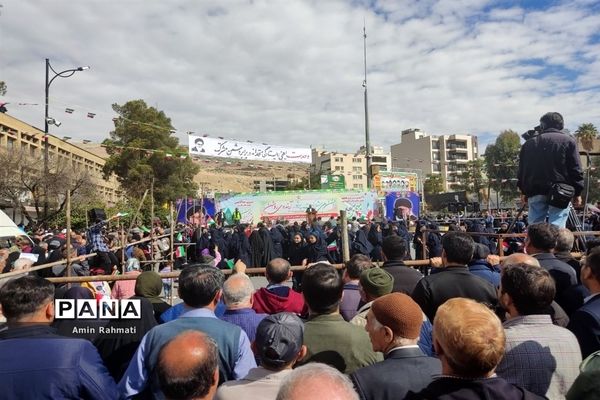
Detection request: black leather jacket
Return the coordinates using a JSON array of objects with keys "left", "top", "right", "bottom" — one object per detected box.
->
[{"left": 517, "top": 128, "right": 584, "bottom": 197}]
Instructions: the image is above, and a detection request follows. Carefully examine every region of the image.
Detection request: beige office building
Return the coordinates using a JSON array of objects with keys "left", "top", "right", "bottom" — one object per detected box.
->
[
  {"left": 391, "top": 128, "right": 479, "bottom": 192},
  {"left": 0, "top": 113, "right": 122, "bottom": 210},
  {"left": 311, "top": 146, "right": 391, "bottom": 189}
]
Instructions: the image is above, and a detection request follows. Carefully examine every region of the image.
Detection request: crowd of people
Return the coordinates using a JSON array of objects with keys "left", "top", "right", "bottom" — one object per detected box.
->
[{"left": 1, "top": 207, "right": 600, "bottom": 399}]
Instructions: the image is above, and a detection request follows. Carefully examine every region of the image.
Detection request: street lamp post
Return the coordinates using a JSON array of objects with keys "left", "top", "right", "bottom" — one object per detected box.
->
[{"left": 43, "top": 58, "right": 89, "bottom": 220}]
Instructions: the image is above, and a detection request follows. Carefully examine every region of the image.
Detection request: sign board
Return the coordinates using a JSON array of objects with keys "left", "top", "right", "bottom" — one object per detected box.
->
[
  {"left": 320, "top": 174, "right": 346, "bottom": 189},
  {"left": 384, "top": 191, "right": 421, "bottom": 220},
  {"left": 216, "top": 190, "right": 380, "bottom": 223},
  {"left": 379, "top": 171, "right": 419, "bottom": 192},
  {"left": 373, "top": 174, "right": 381, "bottom": 189},
  {"left": 188, "top": 135, "right": 311, "bottom": 164},
  {"left": 175, "top": 198, "right": 217, "bottom": 224}
]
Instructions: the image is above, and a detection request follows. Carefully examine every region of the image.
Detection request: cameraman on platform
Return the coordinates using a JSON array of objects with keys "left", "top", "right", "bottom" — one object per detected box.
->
[{"left": 517, "top": 112, "right": 584, "bottom": 228}]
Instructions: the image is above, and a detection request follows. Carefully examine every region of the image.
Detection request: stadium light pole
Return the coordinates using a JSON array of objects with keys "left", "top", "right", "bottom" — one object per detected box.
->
[{"left": 43, "top": 58, "right": 89, "bottom": 220}]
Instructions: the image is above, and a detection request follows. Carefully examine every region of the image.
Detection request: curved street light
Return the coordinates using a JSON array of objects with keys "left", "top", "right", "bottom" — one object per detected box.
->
[{"left": 43, "top": 58, "right": 89, "bottom": 220}]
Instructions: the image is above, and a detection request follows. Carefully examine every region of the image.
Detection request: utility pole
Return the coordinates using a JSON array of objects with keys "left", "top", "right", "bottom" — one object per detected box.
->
[{"left": 363, "top": 22, "right": 372, "bottom": 189}]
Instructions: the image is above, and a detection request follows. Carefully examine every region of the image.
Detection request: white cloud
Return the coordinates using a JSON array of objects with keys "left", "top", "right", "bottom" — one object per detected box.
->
[{"left": 0, "top": 0, "right": 599, "bottom": 154}]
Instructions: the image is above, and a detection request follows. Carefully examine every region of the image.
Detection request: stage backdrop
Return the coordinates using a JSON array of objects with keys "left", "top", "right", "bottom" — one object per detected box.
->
[
  {"left": 216, "top": 190, "right": 380, "bottom": 224},
  {"left": 188, "top": 135, "right": 311, "bottom": 164}
]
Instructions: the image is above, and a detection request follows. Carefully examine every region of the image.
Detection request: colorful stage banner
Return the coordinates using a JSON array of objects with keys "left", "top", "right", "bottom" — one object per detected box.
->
[
  {"left": 216, "top": 190, "right": 380, "bottom": 224},
  {"left": 188, "top": 135, "right": 311, "bottom": 163}
]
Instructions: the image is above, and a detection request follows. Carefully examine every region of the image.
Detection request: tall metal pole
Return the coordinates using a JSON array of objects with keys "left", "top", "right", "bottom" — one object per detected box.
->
[
  {"left": 66, "top": 189, "right": 72, "bottom": 284},
  {"left": 44, "top": 59, "right": 50, "bottom": 221},
  {"left": 363, "top": 23, "right": 372, "bottom": 189},
  {"left": 42, "top": 58, "right": 89, "bottom": 223}
]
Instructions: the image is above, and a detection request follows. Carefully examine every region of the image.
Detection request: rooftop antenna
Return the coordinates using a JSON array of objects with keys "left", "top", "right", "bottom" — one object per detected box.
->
[{"left": 363, "top": 19, "right": 372, "bottom": 189}]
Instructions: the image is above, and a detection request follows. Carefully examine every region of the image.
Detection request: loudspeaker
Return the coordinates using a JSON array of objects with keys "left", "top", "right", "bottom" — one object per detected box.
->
[{"left": 88, "top": 208, "right": 107, "bottom": 222}]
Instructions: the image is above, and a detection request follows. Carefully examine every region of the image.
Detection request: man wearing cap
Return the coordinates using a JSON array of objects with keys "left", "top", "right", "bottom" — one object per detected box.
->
[
  {"left": 351, "top": 293, "right": 441, "bottom": 400},
  {"left": 298, "top": 263, "right": 382, "bottom": 374},
  {"left": 352, "top": 268, "right": 434, "bottom": 357},
  {"left": 215, "top": 313, "right": 307, "bottom": 400},
  {"left": 350, "top": 268, "right": 394, "bottom": 327}
]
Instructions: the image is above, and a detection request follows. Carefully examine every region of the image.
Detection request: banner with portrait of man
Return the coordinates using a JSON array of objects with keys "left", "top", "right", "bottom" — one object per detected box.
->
[{"left": 188, "top": 135, "right": 311, "bottom": 164}]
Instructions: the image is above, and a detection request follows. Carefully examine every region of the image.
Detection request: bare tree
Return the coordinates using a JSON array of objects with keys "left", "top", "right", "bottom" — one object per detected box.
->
[{"left": 0, "top": 147, "right": 96, "bottom": 226}]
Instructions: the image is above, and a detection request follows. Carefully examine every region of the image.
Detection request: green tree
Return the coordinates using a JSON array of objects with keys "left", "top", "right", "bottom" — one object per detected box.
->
[
  {"left": 0, "top": 81, "right": 6, "bottom": 96},
  {"left": 484, "top": 130, "right": 520, "bottom": 203},
  {"left": 455, "top": 159, "right": 486, "bottom": 201},
  {"left": 575, "top": 123, "right": 599, "bottom": 152},
  {"left": 424, "top": 174, "right": 444, "bottom": 196},
  {"left": 103, "top": 100, "right": 199, "bottom": 204}
]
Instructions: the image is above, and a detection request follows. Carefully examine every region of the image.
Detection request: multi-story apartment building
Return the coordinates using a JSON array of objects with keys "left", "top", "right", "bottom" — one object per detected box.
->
[
  {"left": 0, "top": 113, "right": 122, "bottom": 211},
  {"left": 311, "top": 146, "right": 391, "bottom": 190},
  {"left": 391, "top": 128, "right": 479, "bottom": 192}
]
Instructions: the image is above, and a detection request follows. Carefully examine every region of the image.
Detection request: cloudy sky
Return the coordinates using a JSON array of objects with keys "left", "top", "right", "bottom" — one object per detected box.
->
[{"left": 1, "top": 0, "right": 600, "bottom": 154}]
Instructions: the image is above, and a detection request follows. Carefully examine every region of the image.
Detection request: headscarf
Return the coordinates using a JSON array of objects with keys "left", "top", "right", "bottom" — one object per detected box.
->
[
  {"left": 306, "top": 233, "right": 328, "bottom": 263},
  {"left": 135, "top": 271, "right": 163, "bottom": 303},
  {"left": 352, "top": 229, "right": 374, "bottom": 256},
  {"left": 62, "top": 286, "right": 95, "bottom": 299}
]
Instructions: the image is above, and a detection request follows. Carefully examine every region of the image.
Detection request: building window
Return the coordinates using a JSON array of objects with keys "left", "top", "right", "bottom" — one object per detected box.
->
[
  {"left": 353, "top": 166, "right": 362, "bottom": 172},
  {"left": 334, "top": 157, "right": 343, "bottom": 162},
  {"left": 432, "top": 164, "right": 441, "bottom": 172},
  {"left": 7, "top": 138, "right": 15, "bottom": 150},
  {"left": 353, "top": 175, "right": 362, "bottom": 179},
  {"left": 352, "top": 157, "right": 361, "bottom": 163}
]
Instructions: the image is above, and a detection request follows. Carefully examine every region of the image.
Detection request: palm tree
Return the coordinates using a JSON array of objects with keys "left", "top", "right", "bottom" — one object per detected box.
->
[{"left": 575, "top": 123, "right": 599, "bottom": 152}]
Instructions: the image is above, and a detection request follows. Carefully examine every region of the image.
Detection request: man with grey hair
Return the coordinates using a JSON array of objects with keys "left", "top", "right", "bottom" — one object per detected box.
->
[
  {"left": 554, "top": 228, "right": 581, "bottom": 279},
  {"left": 276, "top": 363, "right": 359, "bottom": 400},
  {"left": 220, "top": 273, "right": 267, "bottom": 342},
  {"left": 119, "top": 265, "right": 256, "bottom": 398}
]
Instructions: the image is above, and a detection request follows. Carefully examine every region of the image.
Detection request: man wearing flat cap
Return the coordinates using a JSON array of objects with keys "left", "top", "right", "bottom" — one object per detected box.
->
[
  {"left": 351, "top": 268, "right": 434, "bottom": 356},
  {"left": 215, "top": 313, "right": 306, "bottom": 400},
  {"left": 350, "top": 268, "right": 395, "bottom": 327},
  {"left": 351, "top": 293, "right": 441, "bottom": 400}
]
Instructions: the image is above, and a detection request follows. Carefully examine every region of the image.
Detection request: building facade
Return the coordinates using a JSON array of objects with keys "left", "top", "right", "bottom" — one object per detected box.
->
[
  {"left": 390, "top": 128, "right": 479, "bottom": 191},
  {"left": 0, "top": 113, "right": 122, "bottom": 210},
  {"left": 311, "top": 146, "right": 391, "bottom": 190}
]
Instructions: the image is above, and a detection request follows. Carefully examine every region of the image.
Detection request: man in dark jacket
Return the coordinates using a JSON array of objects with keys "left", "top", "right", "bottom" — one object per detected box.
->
[
  {"left": 568, "top": 247, "right": 600, "bottom": 358},
  {"left": 351, "top": 293, "right": 440, "bottom": 400},
  {"left": 525, "top": 222, "right": 578, "bottom": 310},
  {"left": 517, "top": 112, "right": 584, "bottom": 228},
  {"left": 411, "top": 232, "right": 498, "bottom": 321},
  {"left": 0, "top": 276, "right": 118, "bottom": 399},
  {"left": 407, "top": 298, "right": 545, "bottom": 400},
  {"left": 381, "top": 235, "right": 423, "bottom": 294}
]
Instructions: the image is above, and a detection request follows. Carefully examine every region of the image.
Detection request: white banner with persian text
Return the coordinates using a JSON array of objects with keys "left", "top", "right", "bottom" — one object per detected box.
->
[{"left": 188, "top": 135, "right": 312, "bottom": 164}]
